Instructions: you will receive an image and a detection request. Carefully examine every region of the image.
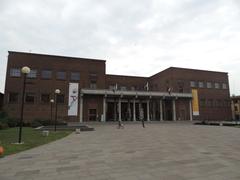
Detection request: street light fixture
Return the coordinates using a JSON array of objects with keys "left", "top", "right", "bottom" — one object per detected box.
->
[
  {"left": 18, "top": 66, "right": 31, "bottom": 143},
  {"left": 54, "top": 89, "right": 61, "bottom": 131},
  {"left": 50, "top": 99, "right": 54, "bottom": 123}
]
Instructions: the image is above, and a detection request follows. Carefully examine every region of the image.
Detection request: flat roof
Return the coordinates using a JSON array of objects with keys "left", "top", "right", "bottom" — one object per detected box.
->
[{"left": 8, "top": 51, "right": 106, "bottom": 63}]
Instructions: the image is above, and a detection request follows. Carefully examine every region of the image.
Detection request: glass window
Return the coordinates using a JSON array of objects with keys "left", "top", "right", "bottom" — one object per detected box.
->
[
  {"left": 90, "top": 81, "right": 97, "bottom": 89},
  {"left": 190, "top": 81, "right": 196, "bottom": 87},
  {"left": 214, "top": 83, "right": 220, "bottom": 89},
  {"left": 56, "top": 94, "right": 64, "bottom": 103},
  {"left": 25, "top": 93, "right": 35, "bottom": 103},
  {"left": 41, "top": 94, "right": 50, "bottom": 103},
  {"left": 9, "top": 93, "right": 19, "bottom": 103},
  {"left": 198, "top": 82, "right": 204, "bottom": 88},
  {"left": 10, "top": 68, "right": 21, "bottom": 77},
  {"left": 207, "top": 82, "right": 212, "bottom": 88},
  {"left": 70, "top": 72, "right": 80, "bottom": 81},
  {"left": 27, "top": 69, "right": 37, "bottom": 79},
  {"left": 56, "top": 71, "right": 66, "bottom": 80},
  {"left": 200, "top": 99, "right": 206, "bottom": 107},
  {"left": 222, "top": 83, "right": 227, "bottom": 89},
  {"left": 120, "top": 86, "right": 127, "bottom": 91},
  {"left": 235, "top": 105, "right": 238, "bottom": 112},
  {"left": 41, "top": 70, "right": 52, "bottom": 79},
  {"left": 207, "top": 99, "right": 213, "bottom": 107}
]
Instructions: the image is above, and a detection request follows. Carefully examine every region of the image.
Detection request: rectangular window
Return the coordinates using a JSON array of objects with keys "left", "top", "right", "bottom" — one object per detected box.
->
[
  {"left": 198, "top": 82, "right": 204, "bottom": 88},
  {"left": 190, "top": 81, "right": 196, "bottom": 88},
  {"left": 235, "top": 105, "right": 239, "bottom": 112},
  {"left": 207, "top": 82, "right": 212, "bottom": 88},
  {"left": 41, "top": 70, "right": 52, "bottom": 79},
  {"left": 9, "top": 93, "right": 19, "bottom": 103},
  {"left": 41, "top": 94, "right": 50, "bottom": 103},
  {"left": 10, "top": 68, "right": 21, "bottom": 77},
  {"left": 214, "top": 82, "right": 220, "bottom": 89},
  {"left": 207, "top": 99, "right": 213, "bottom": 107},
  {"left": 89, "top": 109, "right": 97, "bottom": 121},
  {"left": 27, "top": 69, "right": 37, "bottom": 79},
  {"left": 25, "top": 93, "right": 35, "bottom": 103},
  {"left": 56, "top": 71, "right": 66, "bottom": 80},
  {"left": 200, "top": 99, "right": 206, "bottom": 107},
  {"left": 90, "top": 81, "right": 97, "bottom": 89},
  {"left": 56, "top": 94, "right": 64, "bottom": 103},
  {"left": 70, "top": 72, "right": 80, "bottom": 81},
  {"left": 120, "top": 86, "right": 127, "bottom": 91},
  {"left": 222, "top": 83, "right": 227, "bottom": 89}
]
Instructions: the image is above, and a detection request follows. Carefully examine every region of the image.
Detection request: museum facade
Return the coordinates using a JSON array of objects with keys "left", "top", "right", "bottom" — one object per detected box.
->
[{"left": 4, "top": 51, "right": 232, "bottom": 122}]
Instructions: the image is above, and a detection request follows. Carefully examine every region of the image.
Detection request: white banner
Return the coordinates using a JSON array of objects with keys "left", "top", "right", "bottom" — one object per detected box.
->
[{"left": 68, "top": 83, "right": 79, "bottom": 116}]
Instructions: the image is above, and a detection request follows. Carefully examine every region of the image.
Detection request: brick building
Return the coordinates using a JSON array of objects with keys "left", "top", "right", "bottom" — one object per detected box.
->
[{"left": 3, "top": 51, "right": 232, "bottom": 122}]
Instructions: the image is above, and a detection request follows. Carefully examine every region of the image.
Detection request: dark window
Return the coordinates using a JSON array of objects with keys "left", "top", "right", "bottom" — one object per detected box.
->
[
  {"left": 56, "top": 94, "right": 64, "bottom": 103},
  {"left": 89, "top": 109, "right": 97, "bottom": 121},
  {"left": 56, "top": 71, "right": 66, "bottom": 80},
  {"left": 9, "top": 93, "right": 19, "bottom": 103},
  {"left": 10, "top": 68, "right": 21, "bottom": 77},
  {"left": 70, "top": 72, "right": 80, "bottom": 81},
  {"left": 25, "top": 93, "right": 35, "bottom": 103},
  {"left": 27, "top": 69, "right": 37, "bottom": 79},
  {"left": 41, "top": 70, "right": 52, "bottom": 79},
  {"left": 177, "top": 80, "right": 184, "bottom": 93},
  {"left": 200, "top": 99, "right": 206, "bottom": 107},
  {"left": 235, "top": 106, "right": 238, "bottom": 111},
  {"left": 207, "top": 99, "right": 213, "bottom": 107},
  {"left": 41, "top": 94, "right": 50, "bottom": 103}
]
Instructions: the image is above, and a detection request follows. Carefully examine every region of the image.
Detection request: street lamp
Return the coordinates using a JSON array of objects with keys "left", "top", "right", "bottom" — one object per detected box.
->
[
  {"left": 18, "top": 66, "right": 31, "bottom": 143},
  {"left": 50, "top": 99, "right": 54, "bottom": 123},
  {"left": 54, "top": 89, "right": 61, "bottom": 131}
]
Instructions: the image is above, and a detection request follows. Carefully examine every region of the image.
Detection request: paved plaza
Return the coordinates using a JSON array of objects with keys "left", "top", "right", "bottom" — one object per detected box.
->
[{"left": 0, "top": 122, "right": 240, "bottom": 180}]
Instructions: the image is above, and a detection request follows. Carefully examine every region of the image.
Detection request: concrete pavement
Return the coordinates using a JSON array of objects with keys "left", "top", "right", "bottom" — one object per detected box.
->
[{"left": 0, "top": 123, "right": 240, "bottom": 180}]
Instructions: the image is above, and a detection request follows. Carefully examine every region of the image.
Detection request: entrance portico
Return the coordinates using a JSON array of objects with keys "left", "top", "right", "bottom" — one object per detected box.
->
[{"left": 80, "top": 89, "right": 193, "bottom": 122}]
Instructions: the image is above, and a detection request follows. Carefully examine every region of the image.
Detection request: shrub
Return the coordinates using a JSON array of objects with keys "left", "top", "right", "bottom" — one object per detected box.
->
[
  {"left": 0, "top": 122, "right": 9, "bottom": 130},
  {"left": 31, "top": 120, "right": 42, "bottom": 128},
  {"left": 7, "top": 118, "right": 18, "bottom": 127}
]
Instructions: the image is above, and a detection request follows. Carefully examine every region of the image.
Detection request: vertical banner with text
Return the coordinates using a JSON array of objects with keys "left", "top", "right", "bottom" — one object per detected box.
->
[
  {"left": 68, "top": 83, "right": 79, "bottom": 116},
  {"left": 192, "top": 89, "right": 199, "bottom": 116}
]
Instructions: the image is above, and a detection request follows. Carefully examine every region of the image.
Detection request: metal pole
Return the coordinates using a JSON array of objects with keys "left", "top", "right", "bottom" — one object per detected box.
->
[
  {"left": 50, "top": 102, "right": 53, "bottom": 122},
  {"left": 54, "top": 94, "right": 58, "bottom": 131},
  {"left": 18, "top": 74, "right": 26, "bottom": 143}
]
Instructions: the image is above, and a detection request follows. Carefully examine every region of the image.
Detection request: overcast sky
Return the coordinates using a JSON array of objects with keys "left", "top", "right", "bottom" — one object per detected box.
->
[{"left": 0, "top": 0, "right": 240, "bottom": 94}]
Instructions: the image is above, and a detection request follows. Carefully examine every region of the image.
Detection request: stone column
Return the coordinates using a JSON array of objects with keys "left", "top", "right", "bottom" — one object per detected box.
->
[
  {"left": 118, "top": 98, "right": 121, "bottom": 122},
  {"left": 172, "top": 99, "right": 176, "bottom": 121},
  {"left": 160, "top": 99, "right": 163, "bottom": 121},
  {"left": 147, "top": 100, "right": 150, "bottom": 121},
  {"left": 189, "top": 99, "right": 193, "bottom": 121},
  {"left": 102, "top": 96, "right": 106, "bottom": 122},
  {"left": 152, "top": 101, "right": 156, "bottom": 121},
  {"left": 79, "top": 94, "right": 83, "bottom": 123},
  {"left": 133, "top": 99, "right": 136, "bottom": 121},
  {"left": 114, "top": 99, "right": 117, "bottom": 121},
  {"left": 127, "top": 100, "right": 131, "bottom": 121}
]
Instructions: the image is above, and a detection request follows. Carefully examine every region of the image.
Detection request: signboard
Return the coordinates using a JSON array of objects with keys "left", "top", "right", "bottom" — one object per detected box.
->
[
  {"left": 192, "top": 89, "right": 199, "bottom": 116},
  {"left": 68, "top": 83, "right": 79, "bottom": 116}
]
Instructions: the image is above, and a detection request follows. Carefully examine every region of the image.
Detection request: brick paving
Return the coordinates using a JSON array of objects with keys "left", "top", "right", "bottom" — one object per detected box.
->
[{"left": 0, "top": 123, "right": 240, "bottom": 180}]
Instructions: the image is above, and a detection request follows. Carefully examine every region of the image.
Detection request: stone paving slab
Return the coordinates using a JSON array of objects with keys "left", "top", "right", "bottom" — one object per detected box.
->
[{"left": 0, "top": 123, "right": 240, "bottom": 179}]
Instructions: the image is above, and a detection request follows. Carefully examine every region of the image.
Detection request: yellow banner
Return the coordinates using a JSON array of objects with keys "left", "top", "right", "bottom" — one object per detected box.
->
[{"left": 192, "top": 89, "right": 199, "bottom": 116}]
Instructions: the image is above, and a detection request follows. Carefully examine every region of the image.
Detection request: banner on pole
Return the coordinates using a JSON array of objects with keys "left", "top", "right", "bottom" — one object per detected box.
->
[
  {"left": 192, "top": 89, "right": 199, "bottom": 116},
  {"left": 68, "top": 83, "right": 79, "bottom": 116}
]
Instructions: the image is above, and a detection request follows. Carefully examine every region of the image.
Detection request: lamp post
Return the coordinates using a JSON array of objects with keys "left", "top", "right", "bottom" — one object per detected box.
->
[
  {"left": 54, "top": 89, "right": 61, "bottom": 131},
  {"left": 18, "top": 66, "right": 31, "bottom": 143},
  {"left": 50, "top": 99, "right": 54, "bottom": 123}
]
